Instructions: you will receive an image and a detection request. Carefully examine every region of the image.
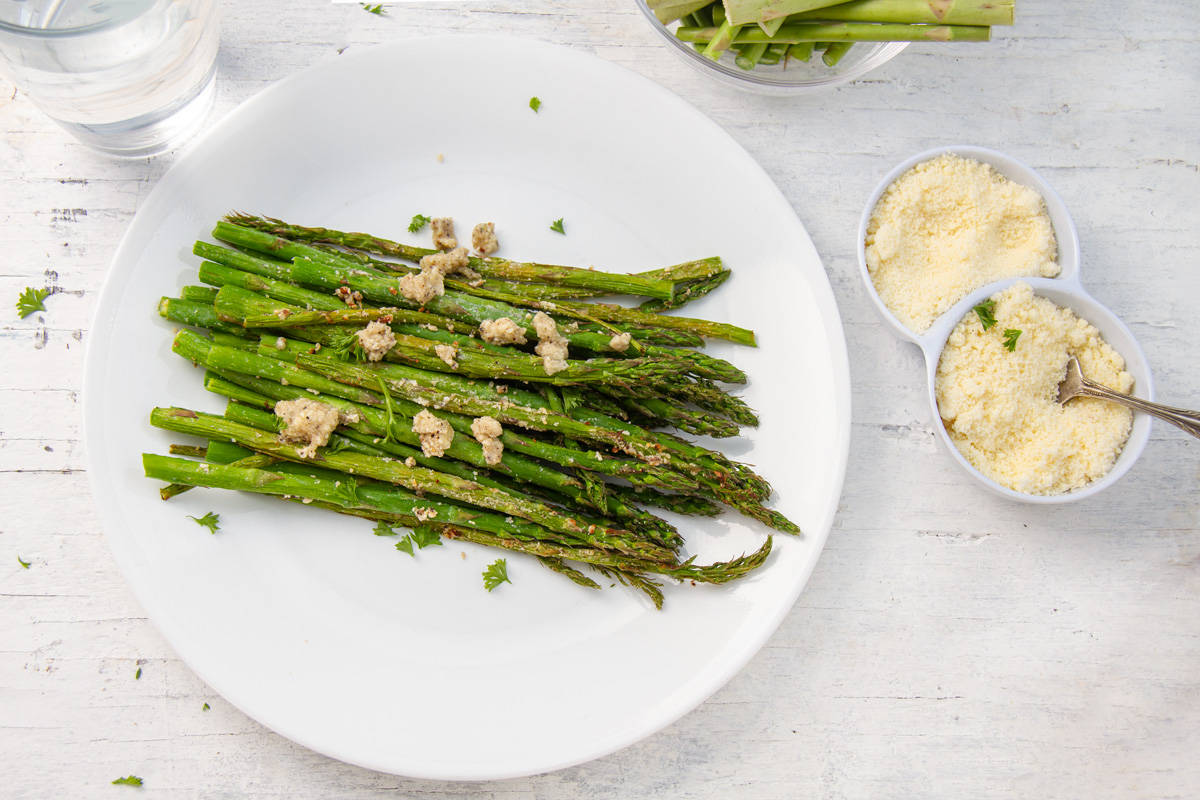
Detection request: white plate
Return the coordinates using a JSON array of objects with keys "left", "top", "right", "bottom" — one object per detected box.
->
[{"left": 83, "top": 36, "right": 851, "bottom": 780}]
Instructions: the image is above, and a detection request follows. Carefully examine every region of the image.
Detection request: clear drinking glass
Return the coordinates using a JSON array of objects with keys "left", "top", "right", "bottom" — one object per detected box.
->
[{"left": 0, "top": 0, "right": 219, "bottom": 157}]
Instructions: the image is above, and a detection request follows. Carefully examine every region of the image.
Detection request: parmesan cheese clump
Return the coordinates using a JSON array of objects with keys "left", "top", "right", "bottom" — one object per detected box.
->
[
  {"left": 275, "top": 398, "right": 346, "bottom": 459},
  {"left": 430, "top": 217, "right": 456, "bottom": 251},
  {"left": 398, "top": 246, "right": 472, "bottom": 305},
  {"left": 471, "top": 222, "right": 498, "bottom": 255},
  {"left": 866, "top": 154, "right": 1060, "bottom": 333},
  {"left": 478, "top": 316, "right": 527, "bottom": 346},
  {"left": 935, "top": 282, "right": 1133, "bottom": 495},
  {"left": 355, "top": 320, "right": 396, "bottom": 362},
  {"left": 412, "top": 410, "right": 454, "bottom": 458},
  {"left": 532, "top": 311, "right": 569, "bottom": 375},
  {"left": 608, "top": 331, "right": 632, "bottom": 352},
  {"left": 470, "top": 415, "right": 504, "bottom": 465},
  {"left": 434, "top": 342, "right": 459, "bottom": 369}
]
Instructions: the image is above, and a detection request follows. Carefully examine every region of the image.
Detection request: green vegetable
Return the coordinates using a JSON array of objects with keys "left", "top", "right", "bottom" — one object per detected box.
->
[
  {"left": 360, "top": 3, "right": 385, "bottom": 15},
  {"left": 395, "top": 536, "right": 415, "bottom": 556},
  {"left": 407, "top": 214, "right": 431, "bottom": 233},
  {"left": 974, "top": 299, "right": 997, "bottom": 330},
  {"left": 483, "top": 558, "right": 511, "bottom": 591},
  {"left": 1002, "top": 328, "right": 1022, "bottom": 352},
  {"left": 17, "top": 555, "right": 30, "bottom": 569},
  {"left": 112, "top": 776, "right": 143, "bottom": 787},
  {"left": 549, "top": 217, "right": 565, "bottom": 234},
  {"left": 372, "top": 521, "right": 397, "bottom": 536},
  {"left": 16, "top": 286, "right": 49, "bottom": 318},
  {"left": 188, "top": 511, "right": 221, "bottom": 533},
  {"left": 135, "top": 666, "right": 142, "bottom": 680},
  {"left": 202, "top": 702, "right": 211, "bottom": 711},
  {"left": 529, "top": 96, "right": 542, "bottom": 112}
]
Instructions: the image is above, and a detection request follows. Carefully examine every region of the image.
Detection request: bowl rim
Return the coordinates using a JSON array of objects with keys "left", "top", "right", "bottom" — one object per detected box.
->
[{"left": 634, "top": 0, "right": 909, "bottom": 93}]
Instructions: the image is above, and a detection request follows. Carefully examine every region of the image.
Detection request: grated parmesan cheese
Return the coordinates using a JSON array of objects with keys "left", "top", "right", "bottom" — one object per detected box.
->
[
  {"left": 935, "top": 282, "right": 1133, "bottom": 495},
  {"left": 865, "top": 154, "right": 1060, "bottom": 333}
]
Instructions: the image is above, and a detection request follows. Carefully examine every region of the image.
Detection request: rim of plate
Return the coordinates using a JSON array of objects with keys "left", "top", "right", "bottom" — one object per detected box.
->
[{"left": 82, "top": 35, "right": 852, "bottom": 780}]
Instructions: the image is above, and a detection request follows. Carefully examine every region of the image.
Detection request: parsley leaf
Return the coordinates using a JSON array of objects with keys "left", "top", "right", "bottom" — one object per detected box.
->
[
  {"left": 1002, "top": 328, "right": 1022, "bottom": 352},
  {"left": 482, "top": 558, "right": 510, "bottom": 592},
  {"left": 17, "top": 554, "right": 30, "bottom": 569},
  {"left": 188, "top": 511, "right": 220, "bottom": 534},
  {"left": 529, "top": 96, "right": 541, "bottom": 113},
  {"left": 973, "top": 299, "right": 997, "bottom": 330},
  {"left": 372, "top": 521, "right": 397, "bottom": 536},
  {"left": 202, "top": 702, "right": 210, "bottom": 711},
  {"left": 16, "top": 286, "right": 49, "bottom": 318},
  {"left": 111, "top": 776, "right": 143, "bottom": 787},
  {"left": 408, "top": 213, "right": 431, "bottom": 233},
  {"left": 360, "top": 3, "right": 386, "bottom": 14},
  {"left": 549, "top": 218, "right": 565, "bottom": 235},
  {"left": 134, "top": 667, "right": 142, "bottom": 680},
  {"left": 394, "top": 536, "right": 415, "bottom": 556},
  {"left": 411, "top": 525, "right": 442, "bottom": 549}
]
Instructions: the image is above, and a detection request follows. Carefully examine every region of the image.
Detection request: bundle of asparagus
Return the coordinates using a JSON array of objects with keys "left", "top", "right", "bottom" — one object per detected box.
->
[
  {"left": 145, "top": 214, "right": 796, "bottom": 608},
  {"left": 649, "top": 0, "right": 1012, "bottom": 70}
]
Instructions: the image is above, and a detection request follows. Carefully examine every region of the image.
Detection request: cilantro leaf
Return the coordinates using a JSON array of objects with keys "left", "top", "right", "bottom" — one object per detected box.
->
[
  {"left": 482, "top": 558, "right": 510, "bottom": 592},
  {"left": 202, "top": 702, "right": 210, "bottom": 711},
  {"left": 134, "top": 667, "right": 142, "bottom": 680},
  {"left": 188, "top": 511, "right": 220, "bottom": 534},
  {"left": 973, "top": 299, "right": 997, "bottom": 330},
  {"left": 111, "top": 776, "right": 143, "bottom": 787},
  {"left": 549, "top": 218, "right": 565, "bottom": 235},
  {"left": 529, "top": 96, "right": 541, "bottom": 113},
  {"left": 411, "top": 525, "right": 442, "bottom": 549},
  {"left": 1002, "top": 328, "right": 1022, "bottom": 352},
  {"left": 394, "top": 536, "right": 415, "bottom": 556},
  {"left": 408, "top": 213, "right": 431, "bottom": 233},
  {"left": 360, "top": 3, "right": 386, "bottom": 14},
  {"left": 372, "top": 521, "right": 397, "bottom": 536},
  {"left": 16, "top": 286, "right": 49, "bottom": 318},
  {"left": 17, "top": 554, "right": 30, "bottom": 569}
]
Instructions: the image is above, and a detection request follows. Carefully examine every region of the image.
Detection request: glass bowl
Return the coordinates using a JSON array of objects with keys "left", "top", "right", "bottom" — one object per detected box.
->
[{"left": 634, "top": 0, "right": 907, "bottom": 95}]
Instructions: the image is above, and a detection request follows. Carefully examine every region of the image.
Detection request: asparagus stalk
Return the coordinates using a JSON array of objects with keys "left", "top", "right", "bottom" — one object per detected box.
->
[
  {"left": 150, "top": 408, "right": 675, "bottom": 562},
  {"left": 822, "top": 41, "right": 853, "bottom": 65},
  {"left": 724, "top": 0, "right": 850, "bottom": 25},
  {"left": 676, "top": 22, "right": 993, "bottom": 43},
  {"left": 702, "top": 19, "right": 742, "bottom": 60},
  {"left": 789, "top": 0, "right": 1014, "bottom": 25},
  {"left": 219, "top": 218, "right": 678, "bottom": 301}
]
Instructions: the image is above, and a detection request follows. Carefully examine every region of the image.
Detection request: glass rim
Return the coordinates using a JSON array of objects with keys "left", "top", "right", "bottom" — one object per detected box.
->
[{"left": 0, "top": 1, "right": 151, "bottom": 37}]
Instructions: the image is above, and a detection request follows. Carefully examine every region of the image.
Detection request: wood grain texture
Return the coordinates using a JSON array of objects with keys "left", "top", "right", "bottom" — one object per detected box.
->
[{"left": 1, "top": 1, "right": 1197, "bottom": 797}]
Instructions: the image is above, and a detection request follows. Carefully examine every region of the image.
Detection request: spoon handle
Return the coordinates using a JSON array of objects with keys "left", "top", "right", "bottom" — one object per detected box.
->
[{"left": 1078, "top": 379, "right": 1200, "bottom": 440}]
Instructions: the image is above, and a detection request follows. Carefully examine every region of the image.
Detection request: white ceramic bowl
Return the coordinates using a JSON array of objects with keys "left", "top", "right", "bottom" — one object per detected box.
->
[{"left": 857, "top": 145, "right": 1153, "bottom": 503}]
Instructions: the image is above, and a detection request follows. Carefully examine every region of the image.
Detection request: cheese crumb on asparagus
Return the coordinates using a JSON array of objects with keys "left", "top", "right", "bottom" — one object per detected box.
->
[
  {"left": 532, "top": 311, "right": 569, "bottom": 375},
  {"left": 275, "top": 398, "right": 343, "bottom": 459},
  {"left": 470, "top": 415, "right": 505, "bottom": 465},
  {"left": 479, "top": 317, "right": 528, "bottom": 346},
  {"left": 356, "top": 320, "right": 396, "bottom": 362},
  {"left": 608, "top": 331, "right": 632, "bottom": 352},
  {"left": 434, "top": 343, "right": 459, "bottom": 369},
  {"left": 412, "top": 409, "right": 454, "bottom": 457}
]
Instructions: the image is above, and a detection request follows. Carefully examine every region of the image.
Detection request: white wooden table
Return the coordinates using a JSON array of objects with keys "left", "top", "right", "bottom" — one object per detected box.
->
[{"left": 3, "top": 2, "right": 1198, "bottom": 797}]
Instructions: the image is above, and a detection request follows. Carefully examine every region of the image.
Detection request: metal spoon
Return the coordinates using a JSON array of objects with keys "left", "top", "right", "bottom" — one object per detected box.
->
[{"left": 1058, "top": 357, "right": 1200, "bottom": 439}]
